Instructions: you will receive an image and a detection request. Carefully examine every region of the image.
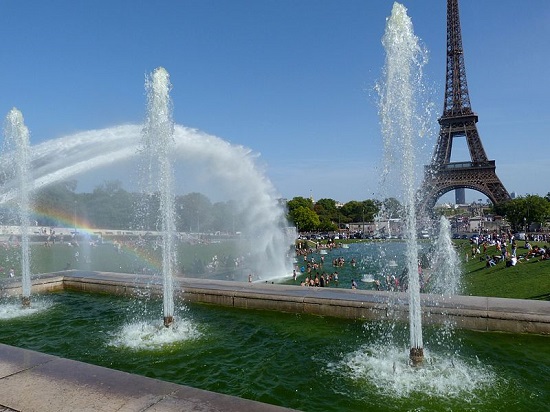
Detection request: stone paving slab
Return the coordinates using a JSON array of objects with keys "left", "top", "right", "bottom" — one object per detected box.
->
[{"left": 0, "top": 344, "right": 296, "bottom": 412}]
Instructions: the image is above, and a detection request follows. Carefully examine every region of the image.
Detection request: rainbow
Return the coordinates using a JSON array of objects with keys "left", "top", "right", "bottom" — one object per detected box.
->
[
  {"left": 29, "top": 204, "right": 165, "bottom": 272},
  {"left": 32, "top": 204, "right": 98, "bottom": 237}
]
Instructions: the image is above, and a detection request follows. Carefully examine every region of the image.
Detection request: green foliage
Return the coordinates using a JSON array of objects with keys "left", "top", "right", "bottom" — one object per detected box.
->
[
  {"left": 494, "top": 195, "right": 550, "bottom": 231},
  {"left": 318, "top": 217, "right": 337, "bottom": 231},
  {"left": 340, "top": 200, "right": 379, "bottom": 223},
  {"left": 24, "top": 180, "right": 243, "bottom": 234},
  {"left": 85, "top": 180, "right": 135, "bottom": 229},
  {"left": 32, "top": 180, "right": 78, "bottom": 227},
  {"left": 176, "top": 192, "right": 213, "bottom": 232},
  {"left": 290, "top": 206, "right": 320, "bottom": 232},
  {"left": 287, "top": 197, "right": 313, "bottom": 214},
  {"left": 314, "top": 198, "right": 337, "bottom": 216},
  {"left": 286, "top": 196, "right": 385, "bottom": 232},
  {"left": 314, "top": 198, "right": 341, "bottom": 230}
]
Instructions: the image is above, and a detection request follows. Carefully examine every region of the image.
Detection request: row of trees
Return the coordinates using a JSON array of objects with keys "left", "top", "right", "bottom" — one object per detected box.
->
[
  {"left": 286, "top": 196, "right": 403, "bottom": 232},
  {"left": 492, "top": 194, "right": 550, "bottom": 232},
  {"left": 2, "top": 180, "right": 245, "bottom": 234},
  {"left": 2, "top": 179, "right": 548, "bottom": 235},
  {"left": 286, "top": 193, "right": 550, "bottom": 233}
]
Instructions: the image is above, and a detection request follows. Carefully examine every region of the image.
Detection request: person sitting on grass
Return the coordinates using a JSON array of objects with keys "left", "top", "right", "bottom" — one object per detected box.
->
[
  {"left": 506, "top": 256, "right": 519, "bottom": 267},
  {"left": 526, "top": 246, "right": 540, "bottom": 260}
]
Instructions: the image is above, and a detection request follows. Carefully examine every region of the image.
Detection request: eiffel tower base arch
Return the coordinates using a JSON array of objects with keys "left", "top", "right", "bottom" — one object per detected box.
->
[{"left": 417, "top": 161, "right": 511, "bottom": 216}]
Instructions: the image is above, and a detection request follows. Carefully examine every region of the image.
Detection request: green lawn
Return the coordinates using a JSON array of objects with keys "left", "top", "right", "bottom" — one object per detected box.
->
[{"left": 455, "top": 240, "right": 550, "bottom": 300}]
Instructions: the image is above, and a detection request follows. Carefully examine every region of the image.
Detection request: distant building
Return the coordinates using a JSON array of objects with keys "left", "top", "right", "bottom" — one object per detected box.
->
[{"left": 455, "top": 188, "right": 466, "bottom": 204}]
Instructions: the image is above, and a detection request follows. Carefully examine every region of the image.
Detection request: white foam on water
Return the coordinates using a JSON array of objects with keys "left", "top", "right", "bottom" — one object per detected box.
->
[
  {"left": 330, "top": 342, "right": 496, "bottom": 399},
  {"left": 0, "top": 299, "right": 54, "bottom": 319},
  {"left": 108, "top": 317, "right": 202, "bottom": 350}
]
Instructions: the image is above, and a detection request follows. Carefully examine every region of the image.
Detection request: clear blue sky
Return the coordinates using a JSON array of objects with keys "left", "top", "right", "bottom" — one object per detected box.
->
[{"left": 1, "top": 0, "right": 548, "bottom": 203}]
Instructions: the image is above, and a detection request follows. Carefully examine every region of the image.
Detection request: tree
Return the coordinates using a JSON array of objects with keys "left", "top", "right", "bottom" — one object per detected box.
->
[
  {"left": 83, "top": 180, "right": 134, "bottom": 229},
  {"left": 381, "top": 197, "right": 403, "bottom": 218},
  {"left": 211, "top": 200, "right": 241, "bottom": 233},
  {"left": 314, "top": 198, "right": 337, "bottom": 216},
  {"left": 33, "top": 180, "right": 78, "bottom": 227},
  {"left": 287, "top": 197, "right": 313, "bottom": 215},
  {"left": 318, "top": 217, "right": 337, "bottom": 232},
  {"left": 494, "top": 195, "right": 550, "bottom": 231},
  {"left": 176, "top": 192, "right": 213, "bottom": 232},
  {"left": 314, "top": 198, "right": 340, "bottom": 229},
  {"left": 289, "top": 206, "right": 320, "bottom": 232},
  {"left": 340, "top": 200, "right": 379, "bottom": 223}
]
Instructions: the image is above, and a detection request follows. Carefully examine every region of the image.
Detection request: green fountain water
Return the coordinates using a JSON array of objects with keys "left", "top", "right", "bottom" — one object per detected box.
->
[{"left": 0, "top": 291, "right": 548, "bottom": 412}]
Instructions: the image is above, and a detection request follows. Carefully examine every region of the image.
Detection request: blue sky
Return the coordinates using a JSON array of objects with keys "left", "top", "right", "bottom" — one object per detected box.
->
[{"left": 1, "top": 0, "right": 549, "bottom": 204}]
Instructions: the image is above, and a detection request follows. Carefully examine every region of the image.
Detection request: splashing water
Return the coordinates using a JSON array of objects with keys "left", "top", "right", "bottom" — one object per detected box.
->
[
  {"left": 140, "top": 67, "right": 177, "bottom": 326},
  {"left": 108, "top": 318, "right": 202, "bottom": 350},
  {"left": 333, "top": 341, "right": 496, "bottom": 400},
  {"left": 378, "top": 2, "right": 428, "bottom": 358},
  {"left": 0, "top": 297, "right": 53, "bottom": 319},
  {"left": 0, "top": 127, "right": 292, "bottom": 281},
  {"left": 429, "top": 216, "right": 462, "bottom": 296},
  {"left": 3, "top": 108, "right": 33, "bottom": 304}
]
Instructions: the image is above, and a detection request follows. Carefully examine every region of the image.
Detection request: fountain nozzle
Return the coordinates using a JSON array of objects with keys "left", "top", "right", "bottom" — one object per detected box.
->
[
  {"left": 21, "top": 296, "right": 31, "bottom": 308},
  {"left": 163, "top": 316, "right": 174, "bottom": 328},
  {"left": 410, "top": 347, "right": 424, "bottom": 366}
]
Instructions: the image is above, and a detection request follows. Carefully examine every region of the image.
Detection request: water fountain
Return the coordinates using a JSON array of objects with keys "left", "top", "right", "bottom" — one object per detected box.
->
[
  {"left": 140, "top": 67, "right": 177, "bottom": 327},
  {"left": 2, "top": 108, "right": 33, "bottom": 307},
  {"left": 378, "top": 2, "right": 427, "bottom": 364},
  {"left": 428, "top": 215, "right": 462, "bottom": 296},
  {"left": 0, "top": 2, "right": 548, "bottom": 410},
  {"left": 1, "top": 290, "right": 548, "bottom": 411}
]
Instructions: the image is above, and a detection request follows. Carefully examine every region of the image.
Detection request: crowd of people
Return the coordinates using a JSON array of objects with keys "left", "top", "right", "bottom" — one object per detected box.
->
[{"left": 469, "top": 232, "right": 550, "bottom": 268}]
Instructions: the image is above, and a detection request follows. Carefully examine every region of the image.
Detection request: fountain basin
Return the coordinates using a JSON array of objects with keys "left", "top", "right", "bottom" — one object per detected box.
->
[
  {"left": 2, "top": 271, "right": 549, "bottom": 334},
  {"left": 1, "top": 287, "right": 548, "bottom": 412}
]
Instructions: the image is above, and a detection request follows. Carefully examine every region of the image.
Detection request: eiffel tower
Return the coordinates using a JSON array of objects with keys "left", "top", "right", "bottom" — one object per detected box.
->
[{"left": 418, "top": 0, "right": 510, "bottom": 214}]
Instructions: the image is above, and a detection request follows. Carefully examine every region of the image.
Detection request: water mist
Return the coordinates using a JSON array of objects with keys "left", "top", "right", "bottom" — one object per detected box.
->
[{"left": 0, "top": 128, "right": 293, "bottom": 284}]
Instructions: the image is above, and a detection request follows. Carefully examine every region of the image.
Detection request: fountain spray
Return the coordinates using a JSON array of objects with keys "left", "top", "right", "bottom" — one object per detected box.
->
[
  {"left": 429, "top": 216, "right": 462, "bottom": 296},
  {"left": 141, "top": 67, "right": 177, "bottom": 327},
  {"left": 378, "top": 3, "right": 428, "bottom": 365},
  {"left": 3, "top": 109, "right": 32, "bottom": 307}
]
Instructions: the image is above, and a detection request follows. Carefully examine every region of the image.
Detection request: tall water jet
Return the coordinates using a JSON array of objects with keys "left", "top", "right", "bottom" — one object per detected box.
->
[
  {"left": 378, "top": 3, "right": 428, "bottom": 365},
  {"left": 3, "top": 109, "right": 32, "bottom": 307},
  {"left": 140, "top": 67, "right": 177, "bottom": 327}
]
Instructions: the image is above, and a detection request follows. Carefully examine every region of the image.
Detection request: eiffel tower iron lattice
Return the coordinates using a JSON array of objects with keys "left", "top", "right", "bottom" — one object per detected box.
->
[{"left": 418, "top": 0, "right": 510, "bottom": 214}]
